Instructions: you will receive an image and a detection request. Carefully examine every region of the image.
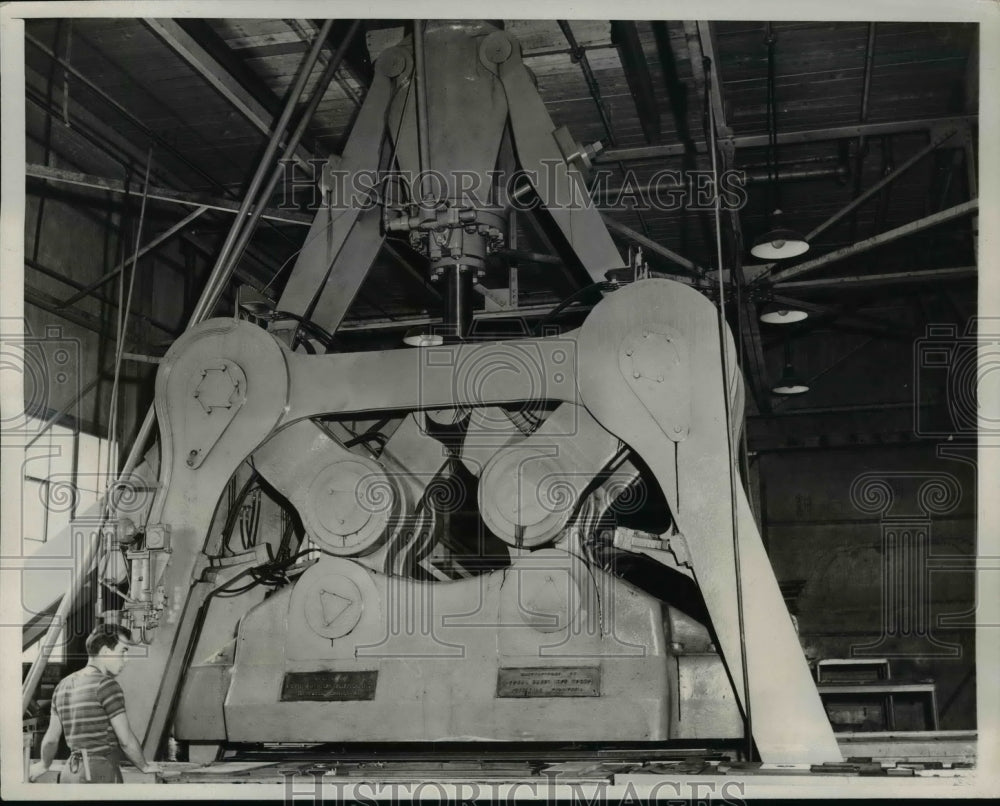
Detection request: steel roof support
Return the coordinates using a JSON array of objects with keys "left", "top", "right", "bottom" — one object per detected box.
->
[
  {"left": 611, "top": 21, "right": 661, "bottom": 144},
  {"left": 142, "top": 18, "right": 315, "bottom": 171},
  {"left": 26, "top": 163, "right": 311, "bottom": 226},
  {"left": 597, "top": 115, "right": 978, "bottom": 163},
  {"left": 763, "top": 200, "right": 978, "bottom": 285}
]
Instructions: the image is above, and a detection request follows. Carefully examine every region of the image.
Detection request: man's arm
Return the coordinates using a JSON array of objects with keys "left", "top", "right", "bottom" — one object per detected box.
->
[
  {"left": 109, "top": 712, "right": 158, "bottom": 774},
  {"left": 28, "top": 712, "right": 62, "bottom": 781}
]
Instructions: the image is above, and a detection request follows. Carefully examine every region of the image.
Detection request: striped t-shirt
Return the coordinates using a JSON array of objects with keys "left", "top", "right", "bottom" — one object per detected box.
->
[{"left": 52, "top": 665, "right": 126, "bottom": 753}]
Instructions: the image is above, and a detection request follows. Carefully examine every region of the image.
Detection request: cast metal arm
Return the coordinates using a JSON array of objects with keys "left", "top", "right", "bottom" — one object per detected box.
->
[{"left": 114, "top": 278, "right": 839, "bottom": 763}]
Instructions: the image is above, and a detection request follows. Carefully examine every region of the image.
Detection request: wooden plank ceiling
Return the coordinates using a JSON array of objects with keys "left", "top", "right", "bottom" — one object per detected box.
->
[{"left": 24, "top": 18, "right": 977, "bottom": 334}]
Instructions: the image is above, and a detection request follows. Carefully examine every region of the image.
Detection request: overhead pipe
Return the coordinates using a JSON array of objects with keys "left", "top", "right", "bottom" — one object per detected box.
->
[
  {"left": 593, "top": 162, "right": 848, "bottom": 202},
  {"left": 558, "top": 20, "right": 616, "bottom": 147},
  {"left": 560, "top": 19, "right": 656, "bottom": 242}
]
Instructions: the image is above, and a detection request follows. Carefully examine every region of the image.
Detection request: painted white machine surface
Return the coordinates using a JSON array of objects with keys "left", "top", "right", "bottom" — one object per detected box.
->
[{"left": 39, "top": 20, "right": 843, "bottom": 765}]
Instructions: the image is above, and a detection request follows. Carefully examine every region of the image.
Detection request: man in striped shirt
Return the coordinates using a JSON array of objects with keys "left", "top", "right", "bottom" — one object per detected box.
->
[{"left": 29, "top": 625, "right": 159, "bottom": 783}]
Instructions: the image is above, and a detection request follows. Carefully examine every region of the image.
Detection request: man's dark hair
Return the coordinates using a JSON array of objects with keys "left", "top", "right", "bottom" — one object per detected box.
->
[{"left": 85, "top": 624, "right": 131, "bottom": 657}]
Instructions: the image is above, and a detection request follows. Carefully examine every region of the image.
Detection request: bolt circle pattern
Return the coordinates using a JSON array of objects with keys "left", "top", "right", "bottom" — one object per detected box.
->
[{"left": 302, "top": 458, "right": 398, "bottom": 556}]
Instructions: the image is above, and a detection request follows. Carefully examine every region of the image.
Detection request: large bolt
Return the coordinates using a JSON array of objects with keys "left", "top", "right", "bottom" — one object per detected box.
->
[
  {"left": 481, "top": 31, "right": 514, "bottom": 64},
  {"left": 377, "top": 47, "right": 409, "bottom": 78}
]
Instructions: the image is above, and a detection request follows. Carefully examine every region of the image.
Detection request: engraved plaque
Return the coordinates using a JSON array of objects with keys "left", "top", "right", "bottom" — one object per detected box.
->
[
  {"left": 496, "top": 666, "right": 601, "bottom": 698},
  {"left": 280, "top": 670, "right": 378, "bottom": 701}
]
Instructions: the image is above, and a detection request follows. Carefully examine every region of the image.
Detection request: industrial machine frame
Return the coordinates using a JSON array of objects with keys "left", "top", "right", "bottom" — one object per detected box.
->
[{"left": 22, "top": 19, "right": 845, "bottom": 768}]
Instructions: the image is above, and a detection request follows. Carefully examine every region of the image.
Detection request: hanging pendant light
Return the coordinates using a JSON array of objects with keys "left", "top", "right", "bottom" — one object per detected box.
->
[
  {"left": 759, "top": 296, "right": 809, "bottom": 324},
  {"left": 752, "top": 25, "right": 809, "bottom": 261},
  {"left": 751, "top": 209, "right": 810, "bottom": 260},
  {"left": 402, "top": 326, "right": 445, "bottom": 347},
  {"left": 771, "top": 363, "right": 810, "bottom": 395},
  {"left": 771, "top": 339, "right": 809, "bottom": 395}
]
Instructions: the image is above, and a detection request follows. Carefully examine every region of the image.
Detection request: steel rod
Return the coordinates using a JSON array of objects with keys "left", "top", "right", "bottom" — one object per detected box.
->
[
  {"left": 764, "top": 200, "right": 977, "bottom": 285},
  {"left": 60, "top": 206, "right": 208, "bottom": 308},
  {"left": 707, "top": 65, "right": 754, "bottom": 762},
  {"left": 775, "top": 266, "right": 976, "bottom": 290},
  {"left": 224, "top": 21, "right": 360, "bottom": 286},
  {"left": 601, "top": 214, "right": 705, "bottom": 276},
  {"left": 807, "top": 128, "right": 957, "bottom": 242},
  {"left": 596, "top": 115, "right": 977, "bottom": 162},
  {"left": 26, "top": 163, "right": 311, "bottom": 225},
  {"left": 25, "top": 32, "right": 255, "bottom": 203},
  {"left": 197, "top": 19, "right": 333, "bottom": 324},
  {"left": 412, "top": 20, "right": 433, "bottom": 201},
  {"left": 559, "top": 20, "right": 616, "bottom": 146},
  {"left": 108, "top": 148, "right": 153, "bottom": 490}
]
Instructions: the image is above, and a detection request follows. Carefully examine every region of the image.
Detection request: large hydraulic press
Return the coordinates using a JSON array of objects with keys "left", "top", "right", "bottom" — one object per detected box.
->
[{"left": 88, "top": 21, "right": 841, "bottom": 763}]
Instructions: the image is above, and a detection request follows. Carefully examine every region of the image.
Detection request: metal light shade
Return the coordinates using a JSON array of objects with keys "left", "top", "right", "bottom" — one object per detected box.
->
[
  {"left": 750, "top": 226, "right": 810, "bottom": 260},
  {"left": 772, "top": 362, "right": 810, "bottom": 395},
  {"left": 402, "top": 326, "right": 444, "bottom": 347},
  {"left": 759, "top": 304, "right": 809, "bottom": 325}
]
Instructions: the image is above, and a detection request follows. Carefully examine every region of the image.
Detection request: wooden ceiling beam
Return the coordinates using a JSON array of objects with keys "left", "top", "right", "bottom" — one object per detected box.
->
[
  {"left": 142, "top": 18, "right": 316, "bottom": 169},
  {"left": 611, "top": 21, "right": 661, "bottom": 144}
]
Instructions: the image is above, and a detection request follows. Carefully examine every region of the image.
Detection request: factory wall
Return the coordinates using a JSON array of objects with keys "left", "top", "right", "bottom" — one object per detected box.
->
[{"left": 23, "top": 133, "right": 200, "bottom": 443}]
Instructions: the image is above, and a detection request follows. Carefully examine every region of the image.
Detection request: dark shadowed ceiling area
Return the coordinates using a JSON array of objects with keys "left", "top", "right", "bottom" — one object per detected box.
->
[{"left": 23, "top": 18, "right": 978, "bottom": 420}]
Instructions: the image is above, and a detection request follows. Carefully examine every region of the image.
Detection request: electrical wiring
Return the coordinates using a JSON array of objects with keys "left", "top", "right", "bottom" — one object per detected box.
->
[
  {"left": 342, "top": 418, "right": 392, "bottom": 451},
  {"left": 238, "top": 304, "right": 338, "bottom": 352},
  {"left": 211, "top": 548, "right": 320, "bottom": 599},
  {"left": 218, "top": 469, "right": 260, "bottom": 557},
  {"left": 532, "top": 280, "right": 617, "bottom": 336},
  {"left": 238, "top": 487, "right": 262, "bottom": 551}
]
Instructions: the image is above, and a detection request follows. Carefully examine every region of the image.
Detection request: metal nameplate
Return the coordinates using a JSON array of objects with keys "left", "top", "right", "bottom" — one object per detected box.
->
[
  {"left": 496, "top": 666, "right": 601, "bottom": 698},
  {"left": 280, "top": 670, "right": 378, "bottom": 701}
]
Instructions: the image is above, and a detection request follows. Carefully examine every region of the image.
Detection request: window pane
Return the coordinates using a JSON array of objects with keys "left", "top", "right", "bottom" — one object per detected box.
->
[
  {"left": 21, "top": 417, "right": 118, "bottom": 546},
  {"left": 22, "top": 478, "right": 47, "bottom": 544}
]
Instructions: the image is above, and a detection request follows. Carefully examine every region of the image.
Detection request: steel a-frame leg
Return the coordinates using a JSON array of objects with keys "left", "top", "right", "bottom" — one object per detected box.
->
[{"left": 576, "top": 279, "right": 842, "bottom": 763}]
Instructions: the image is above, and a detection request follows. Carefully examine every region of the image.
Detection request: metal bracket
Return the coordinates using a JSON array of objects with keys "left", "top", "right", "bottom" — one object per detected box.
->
[
  {"left": 184, "top": 360, "right": 248, "bottom": 468},
  {"left": 145, "top": 523, "right": 171, "bottom": 551},
  {"left": 197, "top": 544, "right": 271, "bottom": 584},
  {"left": 122, "top": 522, "right": 173, "bottom": 633},
  {"left": 613, "top": 526, "right": 691, "bottom": 569},
  {"left": 619, "top": 328, "right": 690, "bottom": 441},
  {"left": 553, "top": 126, "right": 603, "bottom": 175},
  {"left": 99, "top": 518, "right": 138, "bottom": 587}
]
